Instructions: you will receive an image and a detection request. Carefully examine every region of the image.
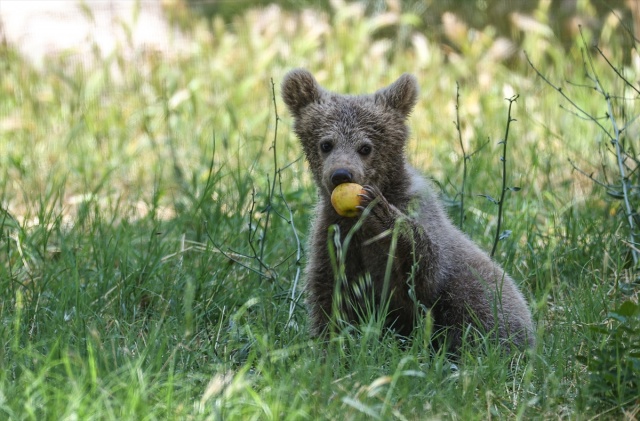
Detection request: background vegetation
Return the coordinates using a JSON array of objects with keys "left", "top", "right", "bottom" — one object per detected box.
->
[{"left": 1, "top": 0, "right": 639, "bottom": 419}]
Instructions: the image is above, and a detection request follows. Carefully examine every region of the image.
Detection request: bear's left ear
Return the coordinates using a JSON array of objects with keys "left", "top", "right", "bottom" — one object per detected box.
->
[
  {"left": 281, "top": 68, "right": 322, "bottom": 118},
  {"left": 374, "top": 74, "right": 419, "bottom": 117}
]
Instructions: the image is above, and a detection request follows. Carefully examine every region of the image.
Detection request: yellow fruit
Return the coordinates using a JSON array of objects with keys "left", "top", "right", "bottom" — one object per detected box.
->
[{"left": 331, "top": 183, "right": 365, "bottom": 217}]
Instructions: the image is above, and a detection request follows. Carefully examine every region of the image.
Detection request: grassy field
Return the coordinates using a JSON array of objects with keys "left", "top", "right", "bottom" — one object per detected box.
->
[{"left": 1, "top": 2, "right": 639, "bottom": 419}]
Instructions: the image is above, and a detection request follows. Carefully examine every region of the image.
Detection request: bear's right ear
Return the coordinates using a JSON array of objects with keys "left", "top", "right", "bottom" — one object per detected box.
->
[
  {"left": 281, "top": 69, "right": 322, "bottom": 117},
  {"left": 374, "top": 73, "right": 419, "bottom": 117}
]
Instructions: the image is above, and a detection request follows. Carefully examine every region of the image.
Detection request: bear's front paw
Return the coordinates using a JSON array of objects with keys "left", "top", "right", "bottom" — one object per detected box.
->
[
  {"left": 357, "top": 185, "right": 395, "bottom": 228},
  {"left": 356, "top": 185, "right": 381, "bottom": 210}
]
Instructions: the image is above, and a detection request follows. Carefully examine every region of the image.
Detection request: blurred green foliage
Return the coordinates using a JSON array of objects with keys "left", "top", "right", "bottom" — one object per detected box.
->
[
  {"left": 0, "top": 0, "right": 639, "bottom": 418},
  {"left": 578, "top": 300, "right": 640, "bottom": 408},
  {"left": 185, "top": 0, "right": 639, "bottom": 59}
]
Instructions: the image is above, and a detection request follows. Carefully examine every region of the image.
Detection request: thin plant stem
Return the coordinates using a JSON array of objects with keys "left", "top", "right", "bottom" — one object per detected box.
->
[
  {"left": 257, "top": 79, "right": 281, "bottom": 276},
  {"left": 491, "top": 94, "right": 518, "bottom": 258},
  {"left": 525, "top": 51, "right": 614, "bottom": 143},
  {"left": 526, "top": 30, "right": 639, "bottom": 266},
  {"left": 454, "top": 82, "right": 467, "bottom": 229},
  {"left": 586, "top": 41, "right": 639, "bottom": 266}
]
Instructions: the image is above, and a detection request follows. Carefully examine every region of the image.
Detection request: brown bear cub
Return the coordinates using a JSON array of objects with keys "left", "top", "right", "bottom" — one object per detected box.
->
[{"left": 281, "top": 69, "right": 535, "bottom": 351}]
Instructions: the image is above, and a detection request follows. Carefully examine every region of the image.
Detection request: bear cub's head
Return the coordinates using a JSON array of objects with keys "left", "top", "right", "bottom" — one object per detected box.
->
[{"left": 281, "top": 69, "right": 418, "bottom": 201}]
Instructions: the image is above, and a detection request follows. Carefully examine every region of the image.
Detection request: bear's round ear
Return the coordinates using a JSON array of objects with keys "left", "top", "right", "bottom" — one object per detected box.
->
[
  {"left": 374, "top": 74, "right": 419, "bottom": 117},
  {"left": 281, "top": 69, "right": 322, "bottom": 117}
]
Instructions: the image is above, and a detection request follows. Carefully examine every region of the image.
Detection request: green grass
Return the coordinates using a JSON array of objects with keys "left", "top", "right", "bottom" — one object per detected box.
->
[{"left": 1, "top": 2, "right": 639, "bottom": 419}]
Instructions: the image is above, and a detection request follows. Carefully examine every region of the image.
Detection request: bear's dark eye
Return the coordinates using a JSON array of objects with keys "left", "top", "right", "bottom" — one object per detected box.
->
[
  {"left": 358, "top": 145, "right": 372, "bottom": 156},
  {"left": 320, "top": 141, "right": 333, "bottom": 153}
]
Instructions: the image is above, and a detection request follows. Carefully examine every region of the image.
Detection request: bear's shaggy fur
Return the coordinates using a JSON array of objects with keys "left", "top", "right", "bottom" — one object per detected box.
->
[{"left": 282, "top": 69, "right": 535, "bottom": 351}]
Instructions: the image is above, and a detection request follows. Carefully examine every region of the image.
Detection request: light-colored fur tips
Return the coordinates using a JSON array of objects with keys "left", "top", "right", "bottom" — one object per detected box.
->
[
  {"left": 281, "top": 69, "right": 323, "bottom": 117},
  {"left": 282, "top": 69, "right": 535, "bottom": 352}
]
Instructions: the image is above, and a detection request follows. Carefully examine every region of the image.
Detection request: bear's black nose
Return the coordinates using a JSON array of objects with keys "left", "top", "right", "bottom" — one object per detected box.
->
[{"left": 331, "top": 169, "right": 353, "bottom": 186}]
